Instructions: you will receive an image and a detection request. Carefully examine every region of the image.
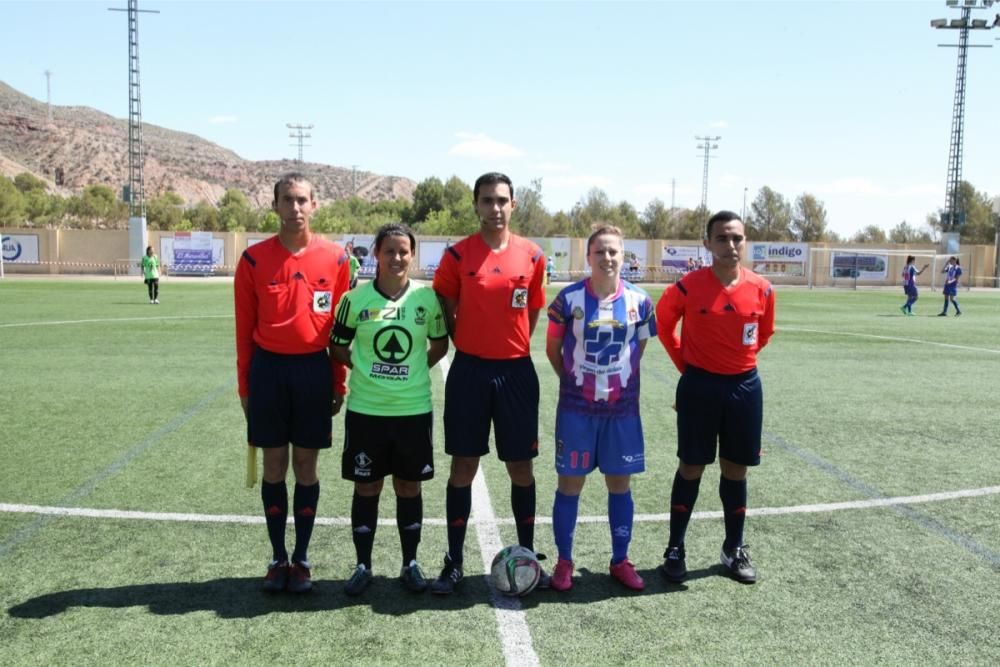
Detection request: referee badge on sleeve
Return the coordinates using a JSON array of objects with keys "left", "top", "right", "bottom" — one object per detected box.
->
[
  {"left": 313, "top": 291, "right": 333, "bottom": 313},
  {"left": 512, "top": 288, "right": 528, "bottom": 308},
  {"left": 743, "top": 322, "right": 758, "bottom": 346}
]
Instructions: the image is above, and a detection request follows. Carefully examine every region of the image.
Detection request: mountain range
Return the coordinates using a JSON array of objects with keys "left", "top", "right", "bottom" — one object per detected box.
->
[{"left": 0, "top": 80, "right": 416, "bottom": 208}]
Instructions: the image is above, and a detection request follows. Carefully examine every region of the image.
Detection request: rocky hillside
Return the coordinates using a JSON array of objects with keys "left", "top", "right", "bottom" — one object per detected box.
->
[{"left": 0, "top": 80, "right": 415, "bottom": 207}]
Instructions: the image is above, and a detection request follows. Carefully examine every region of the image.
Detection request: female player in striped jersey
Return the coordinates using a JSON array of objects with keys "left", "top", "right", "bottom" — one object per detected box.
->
[
  {"left": 938, "top": 256, "right": 963, "bottom": 317},
  {"left": 545, "top": 225, "right": 656, "bottom": 591},
  {"left": 330, "top": 223, "right": 449, "bottom": 596},
  {"left": 901, "top": 255, "right": 929, "bottom": 316}
]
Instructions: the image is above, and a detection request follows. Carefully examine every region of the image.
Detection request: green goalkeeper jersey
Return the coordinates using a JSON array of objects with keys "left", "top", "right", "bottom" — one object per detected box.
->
[
  {"left": 141, "top": 254, "right": 160, "bottom": 280},
  {"left": 330, "top": 279, "right": 447, "bottom": 416}
]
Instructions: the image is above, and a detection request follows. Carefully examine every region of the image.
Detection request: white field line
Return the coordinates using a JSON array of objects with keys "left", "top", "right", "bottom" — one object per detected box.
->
[
  {"left": 438, "top": 355, "right": 540, "bottom": 667},
  {"left": 0, "top": 315, "right": 229, "bottom": 329},
  {"left": 3, "top": 485, "right": 998, "bottom": 527},
  {"left": 780, "top": 326, "right": 1000, "bottom": 355}
]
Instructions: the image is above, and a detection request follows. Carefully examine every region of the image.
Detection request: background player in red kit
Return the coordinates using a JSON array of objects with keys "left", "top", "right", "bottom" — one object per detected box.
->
[
  {"left": 234, "top": 173, "right": 350, "bottom": 593},
  {"left": 430, "top": 172, "right": 548, "bottom": 594},
  {"left": 655, "top": 210, "right": 775, "bottom": 585}
]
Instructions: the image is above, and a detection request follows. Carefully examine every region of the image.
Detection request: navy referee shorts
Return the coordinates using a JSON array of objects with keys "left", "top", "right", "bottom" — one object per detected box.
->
[{"left": 675, "top": 365, "right": 762, "bottom": 467}]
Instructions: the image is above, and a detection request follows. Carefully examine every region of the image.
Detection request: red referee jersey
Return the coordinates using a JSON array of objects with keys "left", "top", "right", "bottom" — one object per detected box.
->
[
  {"left": 234, "top": 235, "right": 350, "bottom": 397},
  {"left": 656, "top": 266, "right": 775, "bottom": 375},
  {"left": 432, "top": 232, "right": 546, "bottom": 359}
]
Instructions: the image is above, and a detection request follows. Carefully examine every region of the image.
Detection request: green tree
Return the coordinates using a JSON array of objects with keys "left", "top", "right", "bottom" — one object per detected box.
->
[
  {"left": 69, "top": 184, "right": 125, "bottom": 228},
  {"left": 218, "top": 188, "right": 254, "bottom": 231},
  {"left": 888, "top": 220, "right": 933, "bottom": 244},
  {"left": 13, "top": 172, "right": 47, "bottom": 194},
  {"left": 405, "top": 176, "right": 445, "bottom": 224},
  {"left": 791, "top": 194, "right": 829, "bottom": 242},
  {"left": 187, "top": 200, "right": 219, "bottom": 231},
  {"left": 259, "top": 210, "right": 280, "bottom": 233},
  {"left": 146, "top": 191, "right": 185, "bottom": 231},
  {"left": 511, "top": 178, "right": 553, "bottom": 237},
  {"left": 670, "top": 206, "right": 709, "bottom": 240},
  {"left": 0, "top": 177, "right": 27, "bottom": 226},
  {"left": 639, "top": 198, "right": 672, "bottom": 239},
  {"left": 748, "top": 187, "right": 792, "bottom": 241},
  {"left": 419, "top": 208, "right": 479, "bottom": 236},
  {"left": 851, "top": 225, "right": 887, "bottom": 244}
]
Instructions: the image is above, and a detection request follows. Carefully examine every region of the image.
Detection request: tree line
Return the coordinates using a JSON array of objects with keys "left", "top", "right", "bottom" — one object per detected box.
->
[{"left": 1, "top": 171, "right": 996, "bottom": 245}]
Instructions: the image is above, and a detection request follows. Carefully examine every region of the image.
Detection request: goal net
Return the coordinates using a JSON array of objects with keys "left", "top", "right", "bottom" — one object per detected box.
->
[{"left": 808, "top": 248, "right": 971, "bottom": 291}]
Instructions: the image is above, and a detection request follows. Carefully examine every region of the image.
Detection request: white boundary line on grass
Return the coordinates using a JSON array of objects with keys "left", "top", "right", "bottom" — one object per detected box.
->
[
  {"left": 780, "top": 326, "right": 1000, "bottom": 355},
  {"left": 3, "top": 485, "right": 998, "bottom": 527},
  {"left": 0, "top": 315, "right": 229, "bottom": 329}
]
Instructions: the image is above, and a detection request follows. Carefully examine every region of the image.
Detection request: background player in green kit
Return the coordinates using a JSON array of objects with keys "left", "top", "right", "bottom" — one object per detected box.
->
[
  {"left": 331, "top": 223, "right": 449, "bottom": 595},
  {"left": 141, "top": 245, "right": 160, "bottom": 304}
]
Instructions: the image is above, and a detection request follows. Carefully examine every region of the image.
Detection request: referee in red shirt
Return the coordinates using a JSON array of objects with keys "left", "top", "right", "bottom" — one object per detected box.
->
[
  {"left": 655, "top": 210, "right": 775, "bottom": 584},
  {"left": 234, "top": 173, "right": 350, "bottom": 593},
  {"left": 430, "top": 172, "right": 548, "bottom": 594}
]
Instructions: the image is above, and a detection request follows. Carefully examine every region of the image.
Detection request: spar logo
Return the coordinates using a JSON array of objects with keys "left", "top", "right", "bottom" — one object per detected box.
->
[{"left": 2, "top": 236, "right": 22, "bottom": 261}]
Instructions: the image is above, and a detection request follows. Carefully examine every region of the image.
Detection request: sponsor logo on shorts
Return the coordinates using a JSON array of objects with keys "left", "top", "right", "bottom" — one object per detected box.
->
[
  {"left": 622, "top": 453, "right": 644, "bottom": 464},
  {"left": 420, "top": 464, "right": 433, "bottom": 474},
  {"left": 512, "top": 288, "right": 528, "bottom": 308},
  {"left": 313, "top": 291, "right": 332, "bottom": 313},
  {"left": 354, "top": 451, "right": 372, "bottom": 477}
]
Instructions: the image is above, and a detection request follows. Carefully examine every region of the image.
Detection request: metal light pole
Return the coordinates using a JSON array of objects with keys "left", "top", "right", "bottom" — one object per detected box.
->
[
  {"left": 109, "top": 1, "right": 158, "bottom": 275},
  {"left": 930, "top": 0, "right": 994, "bottom": 232},
  {"left": 742, "top": 186, "right": 748, "bottom": 221},
  {"left": 695, "top": 136, "right": 720, "bottom": 210},
  {"left": 287, "top": 123, "right": 313, "bottom": 162}
]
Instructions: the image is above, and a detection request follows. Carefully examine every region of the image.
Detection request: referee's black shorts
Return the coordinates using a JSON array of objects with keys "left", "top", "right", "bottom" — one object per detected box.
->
[
  {"left": 247, "top": 348, "right": 333, "bottom": 449},
  {"left": 444, "top": 350, "right": 539, "bottom": 462},
  {"left": 676, "top": 365, "right": 762, "bottom": 467}
]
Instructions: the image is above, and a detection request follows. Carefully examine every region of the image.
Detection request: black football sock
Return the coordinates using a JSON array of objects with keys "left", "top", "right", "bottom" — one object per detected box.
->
[
  {"left": 667, "top": 472, "right": 701, "bottom": 550},
  {"left": 261, "top": 480, "right": 288, "bottom": 563},
  {"left": 720, "top": 476, "right": 748, "bottom": 552},
  {"left": 351, "top": 491, "right": 379, "bottom": 570},
  {"left": 511, "top": 481, "right": 537, "bottom": 553},
  {"left": 445, "top": 484, "right": 472, "bottom": 564},
  {"left": 396, "top": 493, "right": 423, "bottom": 566},
  {"left": 291, "top": 481, "right": 319, "bottom": 564}
]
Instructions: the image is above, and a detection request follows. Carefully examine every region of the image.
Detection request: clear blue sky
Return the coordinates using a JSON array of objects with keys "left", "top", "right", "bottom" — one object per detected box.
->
[{"left": 2, "top": 0, "right": 998, "bottom": 238}]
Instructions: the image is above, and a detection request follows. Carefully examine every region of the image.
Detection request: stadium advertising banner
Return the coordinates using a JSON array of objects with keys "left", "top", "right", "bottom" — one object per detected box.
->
[
  {"left": 1, "top": 234, "right": 40, "bottom": 263},
  {"left": 160, "top": 232, "right": 223, "bottom": 274},
  {"left": 340, "top": 234, "right": 376, "bottom": 278},
  {"left": 529, "top": 237, "right": 571, "bottom": 277},
  {"left": 661, "top": 245, "right": 711, "bottom": 273},
  {"left": 750, "top": 242, "right": 807, "bottom": 276},
  {"left": 831, "top": 252, "right": 888, "bottom": 280},
  {"left": 418, "top": 240, "right": 449, "bottom": 278}
]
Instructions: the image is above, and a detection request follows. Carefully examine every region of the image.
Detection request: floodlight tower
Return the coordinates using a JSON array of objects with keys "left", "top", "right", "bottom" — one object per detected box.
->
[
  {"left": 109, "top": 1, "right": 158, "bottom": 275},
  {"left": 930, "top": 0, "right": 994, "bottom": 232},
  {"left": 695, "top": 136, "right": 720, "bottom": 209},
  {"left": 287, "top": 123, "right": 313, "bottom": 162},
  {"left": 44, "top": 70, "right": 52, "bottom": 123}
]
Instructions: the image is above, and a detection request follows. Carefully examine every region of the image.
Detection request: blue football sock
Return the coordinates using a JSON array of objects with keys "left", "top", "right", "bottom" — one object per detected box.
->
[
  {"left": 608, "top": 490, "right": 634, "bottom": 565},
  {"left": 552, "top": 490, "right": 580, "bottom": 561}
]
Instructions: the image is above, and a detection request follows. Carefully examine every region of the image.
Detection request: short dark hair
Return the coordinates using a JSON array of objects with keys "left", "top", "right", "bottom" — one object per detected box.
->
[
  {"left": 586, "top": 224, "right": 624, "bottom": 254},
  {"left": 705, "top": 210, "right": 742, "bottom": 239},
  {"left": 473, "top": 172, "right": 514, "bottom": 201},
  {"left": 273, "top": 172, "right": 313, "bottom": 203},
  {"left": 374, "top": 222, "right": 416, "bottom": 255}
]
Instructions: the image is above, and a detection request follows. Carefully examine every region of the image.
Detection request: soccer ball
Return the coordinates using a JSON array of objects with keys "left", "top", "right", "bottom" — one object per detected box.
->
[{"left": 490, "top": 545, "right": 541, "bottom": 597}]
